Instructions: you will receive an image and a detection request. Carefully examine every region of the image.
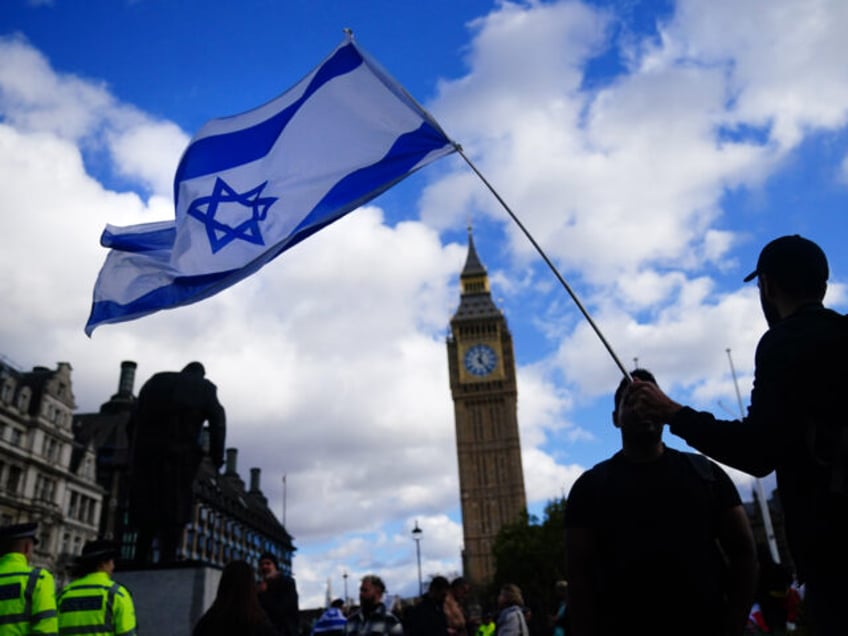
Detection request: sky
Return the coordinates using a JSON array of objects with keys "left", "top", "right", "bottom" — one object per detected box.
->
[{"left": 2, "top": 0, "right": 848, "bottom": 609}]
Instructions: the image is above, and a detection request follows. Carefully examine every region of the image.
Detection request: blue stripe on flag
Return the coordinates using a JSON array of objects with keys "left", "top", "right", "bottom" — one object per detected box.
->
[
  {"left": 173, "top": 43, "right": 363, "bottom": 193},
  {"left": 293, "top": 121, "right": 451, "bottom": 238},
  {"left": 101, "top": 225, "right": 176, "bottom": 252}
]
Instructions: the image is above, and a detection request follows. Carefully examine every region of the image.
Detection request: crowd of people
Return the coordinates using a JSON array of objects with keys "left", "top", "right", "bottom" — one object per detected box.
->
[{"left": 308, "top": 574, "right": 560, "bottom": 636}]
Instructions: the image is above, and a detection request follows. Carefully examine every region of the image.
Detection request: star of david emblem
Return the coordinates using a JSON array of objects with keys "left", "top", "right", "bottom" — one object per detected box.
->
[{"left": 186, "top": 177, "right": 278, "bottom": 253}]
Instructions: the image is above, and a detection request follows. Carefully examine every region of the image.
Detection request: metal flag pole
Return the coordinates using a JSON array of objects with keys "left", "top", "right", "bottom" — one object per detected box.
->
[
  {"left": 282, "top": 473, "right": 287, "bottom": 527},
  {"left": 376, "top": 62, "right": 631, "bottom": 382},
  {"left": 726, "top": 348, "right": 781, "bottom": 564},
  {"left": 456, "top": 146, "right": 632, "bottom": 381}
]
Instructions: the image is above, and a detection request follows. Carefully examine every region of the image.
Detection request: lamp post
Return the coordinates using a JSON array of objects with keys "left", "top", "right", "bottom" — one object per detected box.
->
[
  {"left": 343, "top": 570, "right": 348, "bottom": 606},
  {"left": 412, "top": 520, "right": 423, "bottom": 596}
]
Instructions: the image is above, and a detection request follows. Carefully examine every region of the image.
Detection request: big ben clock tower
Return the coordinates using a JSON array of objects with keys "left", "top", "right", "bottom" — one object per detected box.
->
[{"left": 447, "top": 228, "right": 527, "bottom": 587}]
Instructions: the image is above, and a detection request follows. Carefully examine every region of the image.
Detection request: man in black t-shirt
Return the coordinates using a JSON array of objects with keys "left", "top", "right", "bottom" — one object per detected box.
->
[{"left": 564, "top": 370, "right": 757, "bottom": 636}]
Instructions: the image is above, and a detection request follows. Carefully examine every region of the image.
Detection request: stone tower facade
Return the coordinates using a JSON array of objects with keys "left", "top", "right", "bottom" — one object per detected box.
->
[{"left": 447, "top": 230, "right": 527, "bottom": 586}]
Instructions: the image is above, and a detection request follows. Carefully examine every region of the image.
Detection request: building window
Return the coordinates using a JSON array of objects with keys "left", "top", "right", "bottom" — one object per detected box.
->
[
  {"left": 41, "top": 437, "right": 60, "bottom": 461},
  {"left": 69, "top": 491, "right": 79, "bottom": 518},
  {"left": 16, "top": 389, "right": 30, "bottom": 413},
  {"left": 34, "top": 475, "right": 45, "bottom": 501},
  {"left": 10, "top": 429, "right": 22, "bottom": 447},
  {"left": 35, "top": 476, "right": 57, "bottom": 503},
  {"left": 0, "top": 382, "right": 12, "bottom": 404},
  {"left": 6, "top": 466, "right": 22, "bottom": 494}
]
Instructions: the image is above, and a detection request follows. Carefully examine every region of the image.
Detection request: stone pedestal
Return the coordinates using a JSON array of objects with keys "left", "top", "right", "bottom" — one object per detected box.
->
[{"left": 116, "top": 564, "right": 221, "bottom": 635}]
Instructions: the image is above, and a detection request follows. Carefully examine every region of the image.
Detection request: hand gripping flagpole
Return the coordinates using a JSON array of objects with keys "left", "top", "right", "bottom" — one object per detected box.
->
[{"left": 455, "top": 146, "right": 632, "bottom": 382}]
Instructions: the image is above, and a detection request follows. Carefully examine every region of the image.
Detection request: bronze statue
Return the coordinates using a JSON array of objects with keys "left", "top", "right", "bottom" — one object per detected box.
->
[{"left": 128, "top": 362, "right": 226, "bottom": 563}]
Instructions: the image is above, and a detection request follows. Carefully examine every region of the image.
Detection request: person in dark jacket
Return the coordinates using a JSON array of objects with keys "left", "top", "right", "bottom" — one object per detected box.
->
[
  {"left": 629, "top": 234, "right": 848, "bottom": 635},
  {"left": 193, "top": 560, "right": 276, "bottom": 636},
  {"left": 129, "top": 361, "right": 226, "bottom": 564},
  {"left": 404, "top": 576, "right": 449, "bottom": 636},
  {"left": 257, "top": 552, "right": 299, "bottom": 636}
]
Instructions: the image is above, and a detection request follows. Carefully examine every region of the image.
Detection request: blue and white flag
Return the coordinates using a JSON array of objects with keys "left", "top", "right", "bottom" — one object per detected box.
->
[{"left": 85, "top": 34, "right": 457, "bottom": 335}]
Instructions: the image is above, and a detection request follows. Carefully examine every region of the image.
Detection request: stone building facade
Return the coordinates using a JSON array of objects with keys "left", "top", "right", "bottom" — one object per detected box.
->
[{"left": 0, "top": 358, "right": 103, "bottom": 581}]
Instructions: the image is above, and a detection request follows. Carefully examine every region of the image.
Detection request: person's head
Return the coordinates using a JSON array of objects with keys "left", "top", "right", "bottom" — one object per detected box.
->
[
  {"left": 258, "top": 552, "right": 279, "bottom": 578},
  {"left": 75, "top": 539, "right": 119, "bottom": 577},
  {"left": 497, "top": 583, "right": 524, "bottom": 609},
  {"left": 554, "top": 580, "right": 568, "bottom": 599},
  {"left": 427, "top": 575, "right": 450, "bottom": 603},
  {"left": 359, "top": 574, "right": 386, "bottom": 609},
  {"left": 744, "top": 235, "right": 828, "bottom": 326},
  {"left": 613, "top": 369, "right": 663, "bottom": 449},
  {"left": 209, "top": 560, "right": 266, "bottom": 623},
  {"left": 330, "top": 598, "right": 345, "bottom": 609},
  {"left": 0, "top": 522, "right": 38, "bottom": 560},
  {"left": 450, "top": 576, "right": 470, "bottom": 600},
  {"left": 182, "top": 361, "right": 206, "bottom": 377}
]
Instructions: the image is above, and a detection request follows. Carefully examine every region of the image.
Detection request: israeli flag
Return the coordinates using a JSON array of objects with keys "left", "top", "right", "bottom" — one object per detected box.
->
[{"left": 85, "top": 34, "right": 456, "bottom": 335}]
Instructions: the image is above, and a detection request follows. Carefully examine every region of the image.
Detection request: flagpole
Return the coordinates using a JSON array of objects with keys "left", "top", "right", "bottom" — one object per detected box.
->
[
  {"left": 726, "top": 348, "right": 781, "bottom": 564},
  {"left": 282, "top": 474, "right": 287, "bottom": 528},
  {"left": 456, "top": 147, "right": 631, "bottom": 381}
]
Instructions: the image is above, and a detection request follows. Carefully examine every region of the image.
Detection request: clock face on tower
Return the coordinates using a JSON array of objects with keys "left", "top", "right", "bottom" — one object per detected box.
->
[{"left": 463, "top": 344, "right": 498, "bottom": 377}]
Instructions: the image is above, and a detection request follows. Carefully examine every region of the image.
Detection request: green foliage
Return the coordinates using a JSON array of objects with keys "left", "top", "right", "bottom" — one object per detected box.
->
[{"left": 486, "top": 498, "right": 567, "bottom": 618}]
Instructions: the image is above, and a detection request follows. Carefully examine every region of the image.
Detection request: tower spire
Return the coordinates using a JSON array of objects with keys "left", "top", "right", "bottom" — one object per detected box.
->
[{"left": 461, "top": 225, "right": 486, "bottom": 280}]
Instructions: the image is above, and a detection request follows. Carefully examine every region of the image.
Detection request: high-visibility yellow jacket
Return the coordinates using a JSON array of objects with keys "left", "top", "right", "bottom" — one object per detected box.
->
[
  {"left": 0, "top": 552, "right": 58, "bottom": 635},
  {"left": 57, "top": 572, "right": 136, "bottom": 636}
]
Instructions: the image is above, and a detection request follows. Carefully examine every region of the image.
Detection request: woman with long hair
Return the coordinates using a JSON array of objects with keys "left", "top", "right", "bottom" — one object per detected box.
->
[
  {"left": 495, "top": 583, "right": 529, "bottom": 636},
  {"left": 193, "top": 560, "right": 277, "bottom": 636}
]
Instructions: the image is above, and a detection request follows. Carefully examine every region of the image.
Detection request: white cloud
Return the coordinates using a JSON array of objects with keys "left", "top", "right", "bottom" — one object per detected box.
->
[{"left": 107, "top": 121, "right": 188, "bottom": 196}]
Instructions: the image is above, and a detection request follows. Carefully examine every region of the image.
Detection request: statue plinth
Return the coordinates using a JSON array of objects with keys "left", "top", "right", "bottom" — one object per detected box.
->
[{"left": 115, "top": 562, "right": 221, "bottom": 635}]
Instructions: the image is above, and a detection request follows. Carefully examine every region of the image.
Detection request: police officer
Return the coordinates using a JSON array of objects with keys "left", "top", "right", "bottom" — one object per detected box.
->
[
  {"left": 57, "top": 540, "right": 136, "bottom": 636},
  {"left": 0, "top": 522, "right": 58, "bottom": 635}
]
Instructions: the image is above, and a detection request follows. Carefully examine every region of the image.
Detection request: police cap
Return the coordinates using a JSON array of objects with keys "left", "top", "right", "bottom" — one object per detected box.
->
[
  {"left": 0, "top": 522, "right": 38, "bottom": 544},
  {"left": 77, "top": 539, "right": 119, "bottom": 563}
]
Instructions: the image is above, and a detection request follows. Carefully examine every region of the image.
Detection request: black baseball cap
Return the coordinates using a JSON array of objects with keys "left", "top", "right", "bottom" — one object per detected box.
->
[{"left": 743, "top": 234, "right": 828, "bottom": 285}]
